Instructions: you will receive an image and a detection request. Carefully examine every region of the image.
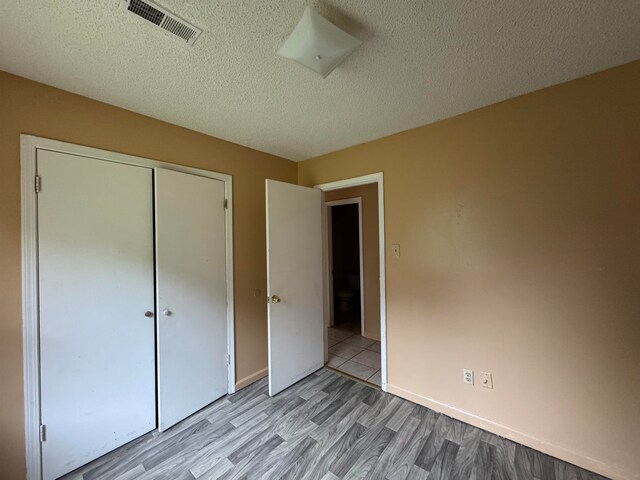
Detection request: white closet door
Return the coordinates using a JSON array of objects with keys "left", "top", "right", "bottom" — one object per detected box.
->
[
  {"left": 38, "top": 150, "right": 156, "bottom": 480},
  {"left": 266, "top": 180, "right": 324, "bottom": 396},
  {"left": 156, "top": 169, "right": 228, "bottom": 431}
]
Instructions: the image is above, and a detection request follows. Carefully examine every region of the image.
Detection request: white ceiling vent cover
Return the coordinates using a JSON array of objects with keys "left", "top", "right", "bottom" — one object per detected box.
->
[{"left": 121, "top": 0, "right": 202, "bottom": 45}]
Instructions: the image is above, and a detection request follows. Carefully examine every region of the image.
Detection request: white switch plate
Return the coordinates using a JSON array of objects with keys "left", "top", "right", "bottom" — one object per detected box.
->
[
  {"left": 392, "top": 244, "right": 400, "bottom": 258},
  {"left": 480, "top": 372, "right": 493, "bottom": 389},
  {"left": 463, "top": 368, "right": 474, "bottom": 385}
]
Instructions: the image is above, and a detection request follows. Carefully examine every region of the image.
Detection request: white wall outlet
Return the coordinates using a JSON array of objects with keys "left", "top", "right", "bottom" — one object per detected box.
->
[
  {"left": 480, "top": 372, "right": 493, "bottom": 389},
  {"left": 392, "top": 244, "right": 400, "bottom": 258},
  {"left": 463, "top": 368, "right": 474, "bottom": 385}
]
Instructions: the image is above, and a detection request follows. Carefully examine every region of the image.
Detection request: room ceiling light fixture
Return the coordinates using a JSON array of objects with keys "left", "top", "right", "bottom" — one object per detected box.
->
[{"left": 277, "top": 6, "right": 362, "bottom": 78}]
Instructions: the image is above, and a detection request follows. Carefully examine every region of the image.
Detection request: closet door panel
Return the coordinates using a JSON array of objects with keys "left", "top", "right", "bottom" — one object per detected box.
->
[
  {"left": 156, "top": 169, "right": 228, "bottom": 431},
  {"left": 38, "top": 150, "right": 156, "bottom": 480}
]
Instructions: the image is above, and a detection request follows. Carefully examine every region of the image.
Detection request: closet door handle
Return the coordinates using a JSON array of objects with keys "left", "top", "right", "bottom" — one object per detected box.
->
[
  {"left": 162, "top": 309, "right": 173, "bottom": 317},
  {"left": 144, "top": 311, "right": 154, "bottom": 318}
]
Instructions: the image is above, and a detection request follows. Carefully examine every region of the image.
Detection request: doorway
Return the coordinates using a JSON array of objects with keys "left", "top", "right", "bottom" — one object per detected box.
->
[
  {"left": 328, "top": 199, "right": 364, "bottom": 333},
  {"left": 319, "top": 176, "right": 385, "bottom": 388}
]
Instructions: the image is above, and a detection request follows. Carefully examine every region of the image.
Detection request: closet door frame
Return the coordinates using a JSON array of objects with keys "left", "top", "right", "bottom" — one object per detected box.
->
[{"left": 20, "top": 134, "right": 236, "bottom": 480}]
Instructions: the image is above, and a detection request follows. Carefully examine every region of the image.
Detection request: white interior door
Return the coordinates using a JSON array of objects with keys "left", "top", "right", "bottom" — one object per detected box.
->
[
  {"left": 156, "top": 169, "right": 228, "bottom": 431},
  {"left": 38, "top": 150, "right": 156, "bottom": 480},
  {"left": 266, "top": 180, "right": 324, "bottom": 396}
]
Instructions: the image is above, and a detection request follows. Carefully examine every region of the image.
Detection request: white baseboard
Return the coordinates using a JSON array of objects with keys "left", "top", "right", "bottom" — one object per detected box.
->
[
  {"left": 386, "top": 384, "right": 635, "bottom": 480},
  {"left": 235, "top": 367, "right": 268, "bottom": 391}
]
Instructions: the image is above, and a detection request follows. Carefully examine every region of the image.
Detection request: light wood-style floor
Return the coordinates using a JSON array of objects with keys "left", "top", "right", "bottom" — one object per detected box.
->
[{"left": 60, "top": 369, "right": 608, "bottom": 480}]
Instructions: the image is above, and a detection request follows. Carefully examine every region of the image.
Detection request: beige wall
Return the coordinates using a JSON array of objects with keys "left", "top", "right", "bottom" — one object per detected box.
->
[
  {"left": 0, "top": 71, "right": 296, "bottom": 480},
  {"left": 299, "top": 61, "right": 640, "bottom": 480},
  {"left": 3, "top": 59, "right": 640, "bottom": 480},
  {"left": 325, "top": 185, "right": 380, "bottom": 341}
]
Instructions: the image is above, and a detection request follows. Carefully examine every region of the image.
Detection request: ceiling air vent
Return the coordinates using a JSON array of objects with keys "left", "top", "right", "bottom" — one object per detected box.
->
[{"left": 122, "top": 0, "right": 202, "bottom": 45}]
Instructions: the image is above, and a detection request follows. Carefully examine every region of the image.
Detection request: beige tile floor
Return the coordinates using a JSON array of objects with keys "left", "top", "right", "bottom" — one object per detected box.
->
[{"left": 326, "top": 324, "right": 381, "bottom": 386}]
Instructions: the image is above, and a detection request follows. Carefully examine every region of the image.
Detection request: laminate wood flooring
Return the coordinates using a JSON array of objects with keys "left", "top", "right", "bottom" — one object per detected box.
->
[{"left": 60, "top": 369, "right": 609, "bottom": 480}]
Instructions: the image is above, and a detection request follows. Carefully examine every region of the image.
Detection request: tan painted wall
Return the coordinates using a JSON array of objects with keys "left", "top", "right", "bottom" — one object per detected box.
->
[
  {"left": 325, "top": 185, "right": 380, "bottom": 341},
  {"left": 299, "top": 61, "right": 640, "bottom": 480},
  {"left": 0, "top": 71, "right": 296, "bottom": 480},
  {"left": 3, "top": 60, "right": 640, "bottom": 480}
]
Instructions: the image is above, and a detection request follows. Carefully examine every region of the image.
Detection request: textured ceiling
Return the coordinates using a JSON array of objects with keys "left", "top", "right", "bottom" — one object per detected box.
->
[{"left": 1, "top": 1, "right": 639, "bottom": 161}]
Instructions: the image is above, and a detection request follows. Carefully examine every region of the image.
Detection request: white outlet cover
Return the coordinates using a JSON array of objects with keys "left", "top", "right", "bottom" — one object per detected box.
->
[
  {"left": 463, "top": 368, "right": 474, "bottom": 385},
  {"left": 480, "top": 372, "right": 493, "bottom": 389}
]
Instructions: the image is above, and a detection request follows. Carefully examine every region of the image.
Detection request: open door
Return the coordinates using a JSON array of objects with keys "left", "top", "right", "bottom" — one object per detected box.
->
[{"left": 266, "top": 180, "right": 324, "bottom": 396}]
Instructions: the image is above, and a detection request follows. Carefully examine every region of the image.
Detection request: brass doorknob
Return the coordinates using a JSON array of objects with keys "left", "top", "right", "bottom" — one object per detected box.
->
[
  {"left": 271, "top": 295, "right": 281, "bottom": 304},
  {"left": 144, "top": 311, "right": 154, "bottom": 318}
]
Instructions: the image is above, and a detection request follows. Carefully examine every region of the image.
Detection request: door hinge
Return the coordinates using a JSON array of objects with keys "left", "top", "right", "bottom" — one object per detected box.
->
[
  {"left": 39, "top": 424, "right": 46, "bottom": 442},
  {"left": 225, "top": 353, "right": 230, "bottom": 365},
  {"left": 224, "top": 199, "right": 228, "bottom": 209},
  {"left": 35, "top": 175, "right": 41, "bottom": 193}
]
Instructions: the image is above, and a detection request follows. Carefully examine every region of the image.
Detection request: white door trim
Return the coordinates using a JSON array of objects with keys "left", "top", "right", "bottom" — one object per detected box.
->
[
  {"left": 325, "top": 198, "right": 365, "bottom": 336},
  {"left": 20, "top": 134, "right": 236, "bottom": 480},
  {"left": 314, "top": 173, "right": 387, "bottom": 391}
]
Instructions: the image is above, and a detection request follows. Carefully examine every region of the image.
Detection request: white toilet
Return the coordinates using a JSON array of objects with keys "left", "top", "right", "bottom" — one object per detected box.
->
[
  {"left": 337, "top": 289, "right": 354, "bottom": 313},
  {"left": 336, "top": 274, "right": 360, "bottom": 313}
]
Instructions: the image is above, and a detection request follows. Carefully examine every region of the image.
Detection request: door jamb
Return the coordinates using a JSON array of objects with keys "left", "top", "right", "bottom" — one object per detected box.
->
[
  {"left": 315, "top": 173, "right": 387, "bottom": 391},
  {"left": 20, "top": 134, "right": 236, "bottom": 480},
  {"left": 325, "top": 198, "right": 364, "bottom": 335}
]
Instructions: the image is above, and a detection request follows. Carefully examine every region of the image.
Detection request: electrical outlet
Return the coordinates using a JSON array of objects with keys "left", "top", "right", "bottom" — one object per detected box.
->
[
  {"left": 392, "top": 244, "right": 400, "bottom": 258},
  {"left": 463, "top": 368, "right": 474, "bottom": 385},
  {"left": 480, "top": 372, "right": 493, "bottom": 389}
]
